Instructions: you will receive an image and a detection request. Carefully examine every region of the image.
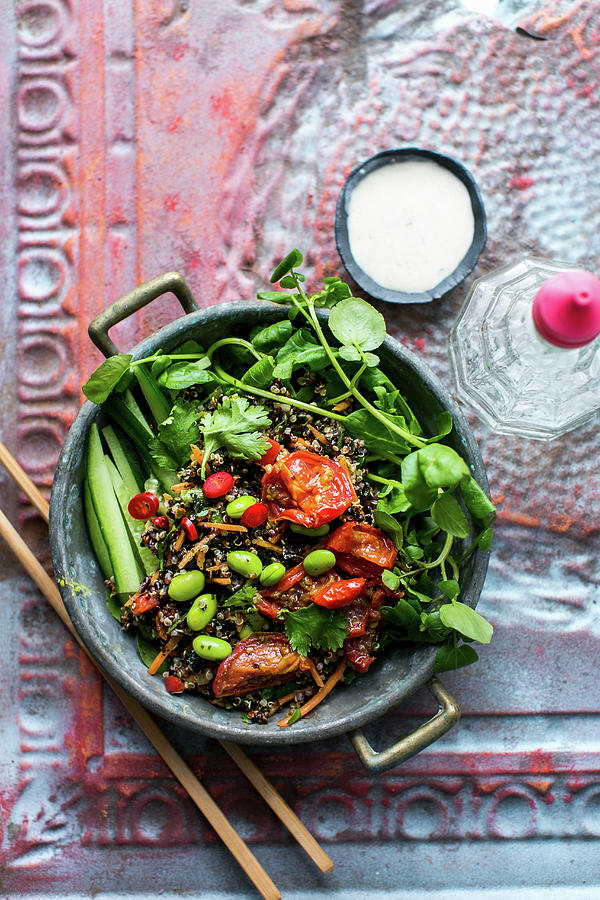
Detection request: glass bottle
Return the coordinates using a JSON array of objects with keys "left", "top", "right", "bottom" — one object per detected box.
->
[{"left": 448, "top": 257, "right": 600, "bottom": 440}]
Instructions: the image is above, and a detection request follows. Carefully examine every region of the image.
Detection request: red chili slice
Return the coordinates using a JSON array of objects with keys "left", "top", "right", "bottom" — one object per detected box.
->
[
  {"left": 181, "top": 517, "right": 198, "bottom": 541},
  {"left": 240, "top": 502, "right": 268, "bottom": 528},
  {"left": 151, "top": 515, "right": 169, "bottom": 530},
  {"left": 257, "top": 438, "right": 281, "bottom": 467},
  {"left": 164, "top": 675, "right": 186, "bottom": 694},
  {"left": 130, "top": 592, "right": 160, "bottom": 615},
  {"left": 326, "top": 523, "right": 397, "bottom": 575},
  {"left": 128, "top": 492, "right": 160, "bottom": 520},
  {"left": 202, "top": 471, "right": 235, "bottom": 498},
  {"left": 261, "top": 450, "right": 353, "bottom": 528},
  {"left": 311, "top": 577, "right": 365, "bottom": 609}
]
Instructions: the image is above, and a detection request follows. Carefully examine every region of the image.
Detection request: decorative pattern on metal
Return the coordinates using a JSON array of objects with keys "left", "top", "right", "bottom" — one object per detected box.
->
[{"left": 1, "top": 0, "right": 600, "bottom": 897}]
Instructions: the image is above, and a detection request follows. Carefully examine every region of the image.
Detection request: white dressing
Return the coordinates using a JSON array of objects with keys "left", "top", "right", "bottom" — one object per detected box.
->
[{"left": 346, "top": 159, "right": 475, "bottom": 293}]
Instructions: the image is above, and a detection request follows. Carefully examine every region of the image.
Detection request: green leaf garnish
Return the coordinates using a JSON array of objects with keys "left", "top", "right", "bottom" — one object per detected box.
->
[
  {"left": 199, "top": 395, "right": 271, "bottom": 478},
  {"left": 439, "top": 601, "right": 493, "bottom": 643},
  {"left": 284, "top": 604, "right": 348, "bottom": 657},
  {"left": 82, "top": 354, "right": 133, "bottom": 404}
]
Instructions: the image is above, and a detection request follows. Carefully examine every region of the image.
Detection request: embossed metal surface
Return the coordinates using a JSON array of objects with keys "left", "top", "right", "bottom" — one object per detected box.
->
[{"left": 2, "top": 1, "right": 600, "bottom": 898}]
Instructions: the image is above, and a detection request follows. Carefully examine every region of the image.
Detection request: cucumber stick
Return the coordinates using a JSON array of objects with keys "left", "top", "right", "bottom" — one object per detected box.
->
[
  {"left": 134, "top": 365, "right": 171, "bottom": 425},
  {"left": 102, "top": 424, "right": 142, "bottom": 495},
  {"left": 86, "top": 422, "right": 141, "bottom": 596},
  {"left": 106, "top": 395, "right": 176, "bottom": 492},
  {"left": 83, "top": 477, "right": 113, "bottom": 580},
  {"left": 106, "top": 458, "right": 157, "bottom": 577}
]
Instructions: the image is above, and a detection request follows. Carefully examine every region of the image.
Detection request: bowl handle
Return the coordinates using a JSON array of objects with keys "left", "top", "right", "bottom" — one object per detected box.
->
[
  {"left": 88, "top": 271, "right": 198, "bottom": 357},
  {"left": 348, "top": 677, "right": 460, "bottom": 774}
]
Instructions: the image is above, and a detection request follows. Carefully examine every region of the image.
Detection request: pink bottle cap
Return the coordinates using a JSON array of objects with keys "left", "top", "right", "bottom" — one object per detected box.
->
[{"left": 532, "top": 269, "right": 600, "bottom": 348}]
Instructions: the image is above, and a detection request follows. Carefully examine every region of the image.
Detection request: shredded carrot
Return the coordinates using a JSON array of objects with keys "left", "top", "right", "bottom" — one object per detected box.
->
[
  {"left": 205, "top": 563, "right": 228, "bottom": 573},
  {"left": 207, "top": 576, "right": 232, "bottom": 585},
  {"left": 278, "top": 659, "right": 347, "bottom": 726},
  {"left": 337, "top": 454, "right": 357, "bottom": 500},
  {"left": 148, "top": 635, "right": 181, "bottom": 676},
  {"left": 307, "top": 423, "right": 328, "bottom": 444},
  {"left": 295, "top": 437, "right": 313, "bottom": 449},
  {"left": 190, "top": 444, "right": 203, "bottom": 465},
  {"left": 173, "top": 527, "right": 186, "bottom": 552},
  {"left": 171, "top": 481, "right": 194, "bottom": 493},
  {"left": 266, "top": 689, "right": 299, "bottom": 718},
  {"left": 123, "top": 592, "right": 139, "bottom": 609},
  {"left": 332, "top": 399, "right": 351, "bottom": 412},
  {"left": 198, "top": 521, "right": 248, "bottom": 533},
  {"left": 178, "top": 537, "right": 209, "bottom": 570},
  {"left": 302, "top": 658, "right": 325, "bottom": 688},
  {"left": 254, "top": 537, "right": 283, "bottom": 554}
]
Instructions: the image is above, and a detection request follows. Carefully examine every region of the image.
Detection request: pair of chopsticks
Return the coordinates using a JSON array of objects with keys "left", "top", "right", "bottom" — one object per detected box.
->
[{"left": 0, "top": 441, "right": 333, "bottom": 900}]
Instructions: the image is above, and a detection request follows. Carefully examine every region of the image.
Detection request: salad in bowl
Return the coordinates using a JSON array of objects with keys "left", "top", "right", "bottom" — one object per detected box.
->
[{"left": 78, "top": 250, "right": 495, "bottom": 729}]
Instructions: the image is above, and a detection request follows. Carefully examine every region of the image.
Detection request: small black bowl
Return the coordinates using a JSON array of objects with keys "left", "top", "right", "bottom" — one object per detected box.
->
[{"left": 335, "top": 147, "right": 487, "bottom": 304}]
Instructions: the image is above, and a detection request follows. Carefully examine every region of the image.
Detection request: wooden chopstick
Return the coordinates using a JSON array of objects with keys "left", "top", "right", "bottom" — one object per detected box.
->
[
  {"left": 0, "top": 504, "right": 280, "bottom": 900},
  {"left": 0, "top": 440, "right": 333, "bottom": 876}
]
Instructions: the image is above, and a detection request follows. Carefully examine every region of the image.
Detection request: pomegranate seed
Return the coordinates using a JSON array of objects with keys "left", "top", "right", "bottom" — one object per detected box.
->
[
  {"left": 257, "top": 438, "right": 280, "bottom": 467},
  {"left": 181, "top": 517, "right": 198, "bottom": 541},
  {"left": 241, "top": 502, "right": 269, "bottom": 528},
  {"left": 128, "top": 492, "right": 160, "bottom": 520},
  {"left": 151, "top": 515, "right": 169, "bottom": 530},
  {"left": 164, "top": 675, "right": 185, "bottom": 694},
  {"left": 202, "top": 471, "right": 235, "bottom": 498}
]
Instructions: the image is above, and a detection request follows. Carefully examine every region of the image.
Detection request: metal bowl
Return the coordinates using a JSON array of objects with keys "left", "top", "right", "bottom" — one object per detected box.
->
[
  {"left": 49, "top": 273, "right": 490, "bottom": 771},
  {"left": 335, "top": 147, "right": 487, "bottom": 305}
]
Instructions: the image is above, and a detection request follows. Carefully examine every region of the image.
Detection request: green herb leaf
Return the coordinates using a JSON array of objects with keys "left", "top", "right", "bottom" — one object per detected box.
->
[
  {"left": 433, "top": 643, "right": 479, "bottom": 672},
  {"left": 270, "top": 249, "right": 303, "bottom": 283},
  {"left": 251, "top": 320, "right": 293, "bottom": 352},
  {"left": 148, "top": 398, "right": 199, "bottom": 470},
  {"left": 273, "top": 329, "right": 330, "bottom": 379},
  {"left": 256, "top": 291, "right": 295, "bottom": 303},
  {"left": 374, "top": 507, "right": 403, "bottom": 548},
  {"left": 417, "top": 444, "right": 470, "bottom": 490},
  {"left": 439, "top": 601, "right": 493, "bottom": 644},
  {"left": 136, "top": 634, "right": 168, "bottom": 672},
  {"left": 345, "top": 409, "right": 411, "bottom": 457},
  {"left": 199, "top": 396, "right": 271, "bottom": 475},
  {"left": 401, "top": 452, "right": 438, "bottom": 510},
  {"left": 420, "top": 610, "right": 451, "bottom": 641},
  {"left": 376, "top": 484, "right": 411, "bottom": 515},
  {"left": 460, "top": 475, "right": 496, "bottom": 524},
  {"left": 287, "top": 708, "right": 302, "bottom": 725},
  {"left": 82, "top": 354, "right": 133, "bottom": 404},
  {"left": 106, "top": 594, "right": 122, "bottom": 622},
  {"left": 224, "top": 583, "right": 260, "bottom": 609},
  {"left": 328, "top": 297, "right": 386, "bottom": 352},
  {"left": 438, "top": 579, "right": 460, "bottom": 600},
  {"left": 431, "top": 492, "right": 470, "bottom": 539},
  {"left": 381, "top": 569, "right": 401, "bottom": 591},
  {"left": 477, "top": 527, "right": 494, "bottom": 551},
  {"left": 284, "top": 604, "right": 348, "bottom": 657},
  {"left": 158, "top": 358, "right": 213, "bottom": 389},
  {"left": 426, "top": 411, "right": 453, "bottom": 442},
  {"left": 241, "top": 356, "right": 275, "bottom": 389},
  {"left": 338, "top": 345, "right": 361, "bottom": 362},
  {"left": 381, "top": 598, "right": 421, "bottom": 631}
]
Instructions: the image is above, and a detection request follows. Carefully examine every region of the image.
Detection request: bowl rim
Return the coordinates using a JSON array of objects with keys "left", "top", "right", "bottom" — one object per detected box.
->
[
  {"left": 335, "top": 146, "right": 488, "bottom": 305},
  {"left": 49, "top": 300, "right": 490, "bottom": 745}
]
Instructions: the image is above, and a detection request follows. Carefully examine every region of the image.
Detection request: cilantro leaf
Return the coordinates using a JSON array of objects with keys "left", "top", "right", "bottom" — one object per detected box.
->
[
  {"left": 284, "top": 604, "right": 348, "bottom": 657},
  {"left": 148, "top": 399, "right": 199, "bottom": 470},
  {"left": 224, "top": 583, "right": 260, "bottom": 609},
  {"left": 199, "top": 396, "right": 271, "bottom": 476}
]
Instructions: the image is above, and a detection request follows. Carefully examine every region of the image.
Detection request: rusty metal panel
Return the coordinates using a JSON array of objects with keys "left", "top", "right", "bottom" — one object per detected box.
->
[{"left": 2, "top": 0, "right": 600, "bottom": 897}]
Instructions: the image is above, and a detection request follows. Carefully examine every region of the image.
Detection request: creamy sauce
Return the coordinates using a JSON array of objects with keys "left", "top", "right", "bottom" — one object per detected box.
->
[{"left": 346, "top": 159, "right": 475, "bottom": 293}]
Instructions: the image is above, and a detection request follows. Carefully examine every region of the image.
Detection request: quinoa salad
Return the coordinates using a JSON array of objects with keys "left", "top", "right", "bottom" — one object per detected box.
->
[{"left": 82, "top": 252, "right": 496, "bottom": 727}]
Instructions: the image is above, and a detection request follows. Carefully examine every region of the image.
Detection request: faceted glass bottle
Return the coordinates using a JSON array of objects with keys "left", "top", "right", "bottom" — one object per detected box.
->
[{"left": 448, "top": 257, "right": 600, "bottom": 440}]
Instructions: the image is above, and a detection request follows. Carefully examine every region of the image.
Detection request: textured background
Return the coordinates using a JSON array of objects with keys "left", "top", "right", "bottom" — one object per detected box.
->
[{"left": 1, "top": 1, "right": 600, "bottom": 897}]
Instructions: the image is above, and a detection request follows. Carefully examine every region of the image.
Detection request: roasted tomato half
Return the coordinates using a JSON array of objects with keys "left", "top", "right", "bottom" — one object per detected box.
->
[
  {"left": 326, "top": 522, "right": 397, "bottom": 576},
  {"left": 261, "top": 450, "right": 353, "bottom": 528},
  {"left": 212, "top": 633, "right": 306, "bottom": 698}
]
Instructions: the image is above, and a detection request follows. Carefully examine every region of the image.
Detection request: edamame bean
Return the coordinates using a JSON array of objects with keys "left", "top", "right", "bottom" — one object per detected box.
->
[
  {"left": 303, "top": 549, "right": 336, "bottom": 576},
  {"left": 227, "top": 550, "right": 263, "bottom": 578},
  {"left": 259, "top": 562, "right": 286, "bottom": 587},
  {"left": 186, "top": 593, "right": 217, "bottom": 631},
  {"left": 226, "top": 495, "right": 258, "bottom": 519},
  {"left": 192, "top": 634, "right": 232, "bottom": 660},
  {"left": 168, "top": 570, "right": 206, "bottom": 602},
  {"left": 290, "top": 523, "right": 330, "bottom": 537}
]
